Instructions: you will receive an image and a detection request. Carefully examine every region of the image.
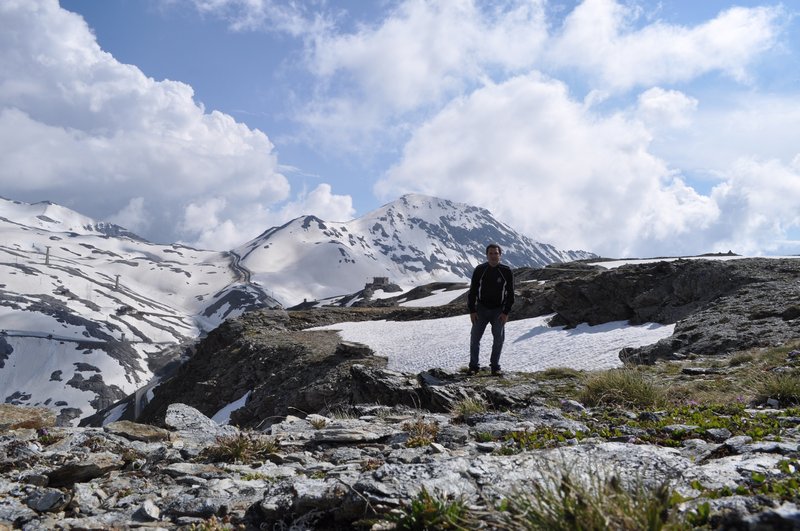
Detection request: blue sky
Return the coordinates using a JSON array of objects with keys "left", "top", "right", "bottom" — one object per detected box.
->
[{"left": 1, "top": 1, "right": 799, "bottom": 257}]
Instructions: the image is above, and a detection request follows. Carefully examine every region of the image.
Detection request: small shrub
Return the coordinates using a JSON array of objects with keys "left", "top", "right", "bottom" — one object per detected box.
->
[
  {"left": 686, "top": 501, "right": 711, "bottom": 527},
  {"left": 388, "top": 487, "right": 469, "bottom": 530},
  {"left": 309, "top": 417, "right": 328, "bottom": 430},
  {"left": 403, "top": 418, "right": 440, "bottom": 448},
  {"left": 579, "top": 369, "right": 667, "bottom": 409},
  {"left": 240, "top": 472, "right": 269, "bottom": 481},
  {"left": 36, "top": 428, "right": 63, "bottom": 446},
  {"left": 201, "top": 432, "right": 279, "bottom": 463},
  {"left": 474, "top": 431, "right": 494, "bottom": 443}
]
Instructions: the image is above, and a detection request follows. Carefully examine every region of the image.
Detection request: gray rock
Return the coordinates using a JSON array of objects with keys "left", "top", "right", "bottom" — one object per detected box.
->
[
  {"left": 133, "top": 499, "right": 161, "bottom": 521},
  {"left": 46, "top": 451, "right": 123, "bottom": 487},
  {"left": 104, "top": 420, "right": 171, "bottom": 442},
  {"left": 706, "top": 428, "right": 733, "bottom": 442},
  {"left": 25, "top": 488, "right": 71, "bottom": 513},
  {"left": 560, "top": 399, "right": 586, "bottom": 412}
]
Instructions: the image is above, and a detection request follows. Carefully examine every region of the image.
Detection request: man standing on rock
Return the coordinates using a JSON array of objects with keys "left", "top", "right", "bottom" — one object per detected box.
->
[{"left": 468, "top": 243, "right": 514, "bottom": 376}]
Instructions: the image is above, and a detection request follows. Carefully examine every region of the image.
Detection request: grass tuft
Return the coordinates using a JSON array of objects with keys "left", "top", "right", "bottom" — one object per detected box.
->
[
  {"left": 579, "top": 369, "right": 667, "bottom": 409},
  {"left": 450, "top": 397, "right": 488, "bottom": 421},
  {"left": 539, "top": 367, "right": 581, "bottom": 380},
  {"left": 495, "top": 461, "right": 682, "bottom": 531},
  {"left": 753, "top": 371, "right": 800, "bottom": 407},
  {"left": 728, "top": 352, "right": 754, "bottom": 367},
  {"left": 201, "top": 431, "right": 279, "bottom": 463}
]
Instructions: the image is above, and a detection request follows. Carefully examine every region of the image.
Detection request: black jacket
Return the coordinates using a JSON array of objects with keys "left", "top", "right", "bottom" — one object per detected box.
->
[{"left": 468, "top": 262, "right": 514, "bottom": 314}]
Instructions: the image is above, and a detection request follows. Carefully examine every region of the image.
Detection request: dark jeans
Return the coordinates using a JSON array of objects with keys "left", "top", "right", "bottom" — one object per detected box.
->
[{"left": 469, "top": 305, "right": 505, "bottom": 371}]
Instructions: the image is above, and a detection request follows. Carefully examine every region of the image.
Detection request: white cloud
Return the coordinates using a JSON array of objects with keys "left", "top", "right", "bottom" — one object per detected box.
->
[
  {"left": 548, "top": 0, "right": 784, "bottom": 91},
  {"left": 709, "top": 157, "right": 800, "bottom": 255},
  {"left": 298, "top": 0, "right": 548, "bottom": 149},
  {"left": 279, "top": 183, "right": 355, "bottom": 222},
  {"left": 376, "top": 74, "right": 720, "bottom": 257},
  {"left": 636, "top": 87, "right": 698, "bottom": 129},
  {"left": 177, "top": 183, "right": 356, "bottom": 249},
  {"left": 175, "top": 0, "right": 318, "bottom": 34},
  {"left": 675, "top": 93, "right": 800, "bottom": 172},
  {"left": 0, "top": 0, "right": 303, "bottom": 249},
  {"left": 107, "top": 197, "right": 149, "bottom": 234}
]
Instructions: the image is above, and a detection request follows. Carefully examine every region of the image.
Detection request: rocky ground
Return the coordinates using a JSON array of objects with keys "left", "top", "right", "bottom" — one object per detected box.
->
[
  {"left": 2, "top": 257, "right": 800, "bottom": 529},
  {"left": 2, "top": 347, "right": 800, "bottom": 529}
]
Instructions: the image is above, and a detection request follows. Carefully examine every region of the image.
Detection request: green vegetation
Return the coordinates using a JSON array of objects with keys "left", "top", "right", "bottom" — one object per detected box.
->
[
  {"left": 539, "top": 367, "right": 581, "bottom": 380},
  {"left": 388, "top": 487, "right": 469, "bottom": 530},
  {"left": 499, "top": 427, "right": 587, "bottom": 453},
  {"left": 728, "top": 352, "right": 754, "bottom": 367},
  {"left": 684, "top": 458, "right": 800, "bottom": 504},
  {"left": 35, "top": 428, "right": 63, "bottom": 446}
]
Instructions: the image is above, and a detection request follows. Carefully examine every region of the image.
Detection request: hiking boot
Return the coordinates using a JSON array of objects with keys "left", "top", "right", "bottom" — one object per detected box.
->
[
  {"left": 491, "top": 368, "right": 503, "bottom": 377},
  {"left": 467, "top": 366, "right": 480, "bottom": 375}
]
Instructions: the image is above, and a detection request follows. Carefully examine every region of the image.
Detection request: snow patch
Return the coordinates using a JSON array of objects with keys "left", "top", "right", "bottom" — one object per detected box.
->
[{"left": 310, "top": 314, "right": 674, "bottom": 373}]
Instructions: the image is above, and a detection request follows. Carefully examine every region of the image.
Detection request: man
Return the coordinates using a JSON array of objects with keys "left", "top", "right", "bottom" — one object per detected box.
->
[{"left": 467, "top": 243, "right": 514, "bottom": 376}]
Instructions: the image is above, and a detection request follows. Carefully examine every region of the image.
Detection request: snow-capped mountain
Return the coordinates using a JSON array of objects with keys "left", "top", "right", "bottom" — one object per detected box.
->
[
  {"left": 0, "top": 193, "right": 593, "bottom": 425},
  {"left": 0, "top": 197, "right": 278, "bottom": 425},
  {"left": 237, "top": 194, "right": 595, "bottom": 304}
]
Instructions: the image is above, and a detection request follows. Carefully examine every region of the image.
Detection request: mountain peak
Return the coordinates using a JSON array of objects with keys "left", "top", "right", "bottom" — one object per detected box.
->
[{"left": 238, "top": 195, "right": 596, "bottom": 304}]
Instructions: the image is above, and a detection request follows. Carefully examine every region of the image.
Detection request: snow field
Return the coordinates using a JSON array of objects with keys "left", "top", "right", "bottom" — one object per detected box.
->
[{"left": 310, "top": 314, "right": 675, "bottom": 373}]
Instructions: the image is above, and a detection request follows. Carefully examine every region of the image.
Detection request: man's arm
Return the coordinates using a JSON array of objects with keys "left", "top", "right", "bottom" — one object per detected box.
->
[
  {"left": 502, "top": 266, "right": 515, "bottom": 315},
  {"left": 467, "top": 264, "right": 483, "bottom": 314}
]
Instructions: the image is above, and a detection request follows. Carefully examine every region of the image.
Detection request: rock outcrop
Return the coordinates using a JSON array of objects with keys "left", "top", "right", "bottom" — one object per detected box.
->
[
  {"left": 132, "top": 311, "right": 388, "bottom": 430},
  {"left": 509, "top": 258, "right": 800, "bottom": 363}
]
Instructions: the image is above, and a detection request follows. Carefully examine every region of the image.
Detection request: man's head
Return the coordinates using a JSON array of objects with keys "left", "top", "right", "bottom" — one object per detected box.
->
[{"left": 486, "top": 243, "right": 502, "bottom": 266}]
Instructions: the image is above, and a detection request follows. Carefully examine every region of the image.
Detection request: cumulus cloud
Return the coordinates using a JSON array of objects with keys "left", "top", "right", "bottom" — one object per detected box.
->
[
  {"left": 0, "top": 0, "right": 352, "bottom": 250},
  {"left": 376, "top": 75, "right": 721, "bottom": 257},
  {"left": 548, "top": 0, "right": 784, "bottom": 91}
]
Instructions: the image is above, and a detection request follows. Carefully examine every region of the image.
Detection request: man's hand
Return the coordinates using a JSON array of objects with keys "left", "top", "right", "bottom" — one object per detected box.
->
[
  {"left": 470, "top": 312, "right": 477, "bottom": 325},
  {"left": 500, "top": 313, "right": 508, "bottom": 325}
]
